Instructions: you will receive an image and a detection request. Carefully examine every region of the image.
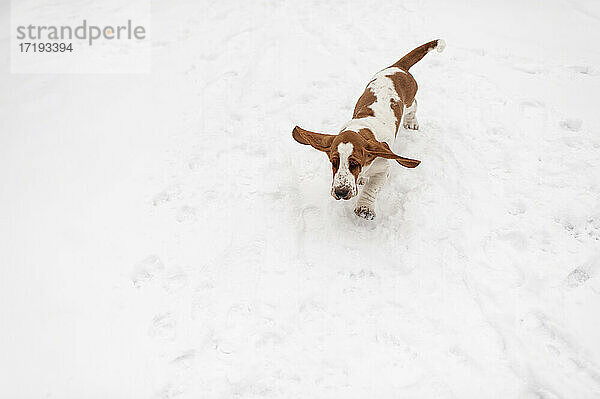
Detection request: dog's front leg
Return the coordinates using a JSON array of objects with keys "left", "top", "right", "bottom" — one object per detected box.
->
[{"left": 354, "top": 163, "right": 390, "bottom": 220}]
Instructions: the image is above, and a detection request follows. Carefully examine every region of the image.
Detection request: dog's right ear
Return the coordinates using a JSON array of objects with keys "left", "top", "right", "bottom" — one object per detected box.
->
[
  {"left": 366, "top": 139, "right": 421, "bottom": 168},
  {"left": 292, "top": 126, "right": 335, "bottom": 153}
]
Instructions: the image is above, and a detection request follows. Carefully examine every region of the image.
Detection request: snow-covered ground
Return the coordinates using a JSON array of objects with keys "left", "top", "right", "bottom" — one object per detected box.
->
[{"left": 1, "top": 0, "right": 600, "bottom": 398}]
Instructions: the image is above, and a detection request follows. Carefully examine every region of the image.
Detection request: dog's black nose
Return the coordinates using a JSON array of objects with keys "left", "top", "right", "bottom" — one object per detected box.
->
[{"left": 334, "top": 187, "right": 350, "bottom": 200}]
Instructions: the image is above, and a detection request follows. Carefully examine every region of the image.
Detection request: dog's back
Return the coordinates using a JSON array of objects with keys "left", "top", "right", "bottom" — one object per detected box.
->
[{"left": 344, "top": 39, "right": 446, "bottom": 143}]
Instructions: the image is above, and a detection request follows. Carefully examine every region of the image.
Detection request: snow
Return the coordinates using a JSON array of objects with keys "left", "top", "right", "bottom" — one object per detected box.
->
[{"left": 1, "top": 0, "right": 600, "bottom": 398}]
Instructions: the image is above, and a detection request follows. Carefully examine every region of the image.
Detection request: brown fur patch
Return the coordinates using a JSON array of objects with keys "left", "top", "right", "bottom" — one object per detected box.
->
[
  {"left": 353, "top": 88, "right": 377, "bottom": 119},
  {"left": 357, "top": 128, "right": 376, "bottom": 142},
  {"left": 390, "top": 99, "right": 404, "bottom": 135},
  {"left": 387, "top": 70, "right": 418, "bottom": 105},
  {"left": 391, "top": 40, "right": 441, "bottom": 70},
  {"left": 386, "top": 71, "right": 418, "bottom": 135},
  {"left": 352, "top": 71, "right": 417, "bottom": 136}
]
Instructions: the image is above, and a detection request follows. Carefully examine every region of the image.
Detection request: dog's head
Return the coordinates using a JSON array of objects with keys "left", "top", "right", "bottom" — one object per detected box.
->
[{"left": 292, "top": 126, "right": 420, "bottom": 200}]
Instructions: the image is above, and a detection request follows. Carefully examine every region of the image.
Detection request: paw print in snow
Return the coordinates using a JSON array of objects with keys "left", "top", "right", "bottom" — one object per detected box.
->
[
  {"left": 176, "top": 206, "right": 196, "bottom": 223},
  {"left": 132, "top": 255, "right": 165, "bottom": 288},
  {"left": 153, "top": 185, "right": 182, "bottom": 206},
  {"left": 565, "top": 269, "right": 590, "bottom": 288},
  {"left": 149, "top": 312, "right": 177, "bottom": 341},
  {"left": 559, "top": 118, "right": 582, "bottom": 132}
]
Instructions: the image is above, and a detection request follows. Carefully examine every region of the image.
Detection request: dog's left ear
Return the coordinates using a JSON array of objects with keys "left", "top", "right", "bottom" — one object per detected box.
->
[
  {"left": 292, "top": 126, "right": 335, "bottom": 153},
  {"left": 366, "top": 140, "right": 421, "bottom": 168}
]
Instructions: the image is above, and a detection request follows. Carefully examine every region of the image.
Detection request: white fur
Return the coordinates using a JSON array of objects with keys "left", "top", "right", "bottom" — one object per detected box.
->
[
  {"left": 354, "top": 162, "right": 390, "bottom": 219},
  {"left": 332, "top": 142, "right": 357, "bottom": 196},
  {"left": 341, "top": 67, "right": 401, "bottom": 146},
  {"left": 403, "top": 99, "right": 418, "bottom": 129},
  {"left": 436, "top": 39, "right": 446, "bottom": 52}
]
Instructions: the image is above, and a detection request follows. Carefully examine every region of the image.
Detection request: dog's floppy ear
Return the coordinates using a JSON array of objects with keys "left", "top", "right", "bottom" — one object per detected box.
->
[
  {"left": 292, "top": 126, "right": 335, "bottom": 153},
  {"left": 366, "top": 140, "right": 421, "bottom": 168}
]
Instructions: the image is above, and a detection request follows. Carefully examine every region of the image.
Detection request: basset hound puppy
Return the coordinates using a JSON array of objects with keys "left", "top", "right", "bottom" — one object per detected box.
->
[{"left": 293, "top": 39, "right": 445, "bottom": 219}]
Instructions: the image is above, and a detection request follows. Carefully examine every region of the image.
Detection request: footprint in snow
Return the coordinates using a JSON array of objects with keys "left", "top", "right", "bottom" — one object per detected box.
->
[
  {"left": 176, "top": 206, "right": 196, "bottom": 223},
  {"left": 149, "top": 312, "right": 177, "bottom": 341},
  {"left": 132, "top": 255, "right": 165, "bottom": 288},
  {"left": 299, "top": 93, "right": 315, "bottom": 104},
  {"left": 585, "top": 218, "right": 600, "bottom": 241},
  {"left": 153, "top": 185, "right": 182, "bottom": 206},
  {"left": 132, "top": 255, "right": 187, "bottom": 293},
  {"left": 567, "top": 65, "right": 596, "bottom": 75},
  {"left": 565, "top": 255, "right": 600, "bottom": 288},
  {"left": 565, "top": 268, "right": 591, "bottom": 288},
  {"left": 162, "top": 273, "right": 188, "bottom": 293},
  {"left": 170, "top": 350, "right": 196, "bottom": 369},
  {"left": 507, "top": 200, "right": 527, "bottom": 216},
  {"left": 519, "top": 99, "right": 545, "bottom": 109},
  {"left": 513, "top": 63, "right": 545, "bottom": 75},
  {"left": 559, "top": 118, "right": 582, "bottom": 132},
  {"left": 557, "top": 217, "right": 600, "bottom": 241},
  {"left": 520, "top": 311, "right": 600, "bottom": 386},
  {"left": 188, "top": 156, "right": 208, "bottom": 170},
  {"left": 255, "top": 332, "right": 284, "bottom": 347},
  {"left": 156, "top": 383, "right": 182, "bottom": 399}
]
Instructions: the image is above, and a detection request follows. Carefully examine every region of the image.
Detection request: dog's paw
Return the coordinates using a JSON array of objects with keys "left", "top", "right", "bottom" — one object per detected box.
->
[
  {"left": 354, "top": 205, "right": 376, "bottom": 220},
  {"left": 357, "top": 176, "right": 367, "bottom": 186},
  {"left": 403, "top": 120, "right": 419, "bottom": 130}
]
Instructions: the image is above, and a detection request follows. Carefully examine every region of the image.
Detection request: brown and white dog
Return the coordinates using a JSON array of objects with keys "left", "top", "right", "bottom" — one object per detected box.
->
[{"left": 292, "top": 39, "right": 445, "bottom": 220}]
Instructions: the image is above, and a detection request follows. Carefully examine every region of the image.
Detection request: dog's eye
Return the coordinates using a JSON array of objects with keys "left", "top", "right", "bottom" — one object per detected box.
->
[
  {"left": 332, "top": 159, "right": 339, "bottom": 168},
  {"left": 349, "top": 161, "right": 360, "bottom": 170}
]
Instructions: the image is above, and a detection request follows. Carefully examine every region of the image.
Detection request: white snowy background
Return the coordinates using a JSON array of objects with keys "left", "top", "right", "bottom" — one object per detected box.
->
[{"left": 1, "top": 0, "right": 600, "bottom": 398}]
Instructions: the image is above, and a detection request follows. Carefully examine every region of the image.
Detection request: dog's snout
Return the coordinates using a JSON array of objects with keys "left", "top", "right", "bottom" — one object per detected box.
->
[{"left": 334, "top": 187, "right": 351, "bottom": 200}]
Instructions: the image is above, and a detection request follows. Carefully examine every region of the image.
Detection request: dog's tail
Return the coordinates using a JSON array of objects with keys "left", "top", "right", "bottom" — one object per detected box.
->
[{"left": 391, "top": 39, "right": 446, "bottom": 70}]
